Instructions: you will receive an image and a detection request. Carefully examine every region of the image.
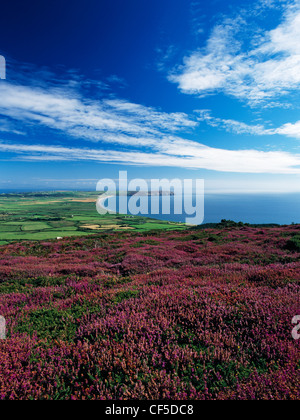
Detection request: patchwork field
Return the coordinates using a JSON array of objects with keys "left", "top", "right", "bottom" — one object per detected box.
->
[
  {"left": 0, "top": 224, "right": 299, "bottom": 399},
  {"left": 0, "top": 192, "right": 186, "bottom": 244}
]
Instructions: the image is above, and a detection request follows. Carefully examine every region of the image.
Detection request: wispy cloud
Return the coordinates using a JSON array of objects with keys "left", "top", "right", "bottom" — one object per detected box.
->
[
  {"left": 197, "top": 109, "right": 300, "bottom": 139},
  {"left": 0, "top": 60, "right": 300, "bottom": 174},
  {"left": 0, "top": 118, "right": 25, "bottom": 136},
  {"left": 1, "top": 140, "right": 300, "bottom": 174},
  {"left": 169, "top": 0, "right": 300, "bottom": 107},
  {"left": 197, "top": 110, "right": 273, "bottom": 136},
  {"left": 0, "top": 79, "right": 197, "bottom": 147}
]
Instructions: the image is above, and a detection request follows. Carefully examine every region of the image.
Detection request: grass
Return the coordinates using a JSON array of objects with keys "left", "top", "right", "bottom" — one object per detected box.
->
[
  {"left": 21, "top": 222, "right": 52, "bottom": 231},
  {"left": 0, "top": 191, "right": 187, "bottom": 243}
]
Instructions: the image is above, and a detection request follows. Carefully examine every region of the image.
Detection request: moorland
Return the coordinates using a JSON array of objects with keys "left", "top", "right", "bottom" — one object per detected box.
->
[{"left": 0, "top": 214, "right": 299, "bottom": 399}]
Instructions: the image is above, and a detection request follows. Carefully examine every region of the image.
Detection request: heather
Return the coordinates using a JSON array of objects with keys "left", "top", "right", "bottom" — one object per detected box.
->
[{"left": 0, "top": 225, "right": 299, "bottom": 400}]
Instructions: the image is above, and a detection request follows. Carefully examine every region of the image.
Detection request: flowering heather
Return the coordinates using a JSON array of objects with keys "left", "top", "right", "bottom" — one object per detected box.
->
[{"left": 0, "top": 225, "right": 299, "bottom": 400}]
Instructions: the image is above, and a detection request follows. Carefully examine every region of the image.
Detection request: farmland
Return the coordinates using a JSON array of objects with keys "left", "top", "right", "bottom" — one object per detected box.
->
[
  {"left": 0, "top": 223, "right": 299, "bottom": 400},
  {"left": 0, "top": 191, "right": 186, "bottom": 244}
]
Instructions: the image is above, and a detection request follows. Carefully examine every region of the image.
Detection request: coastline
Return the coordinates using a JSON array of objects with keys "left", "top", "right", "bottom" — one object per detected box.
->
[{"left": 96, "top": 195, "right": 116, "bottom": 214}]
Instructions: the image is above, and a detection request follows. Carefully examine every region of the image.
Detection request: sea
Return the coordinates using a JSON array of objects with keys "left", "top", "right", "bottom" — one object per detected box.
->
[
  {"left": 103, "top": 192, "right": 300, "bottom": 225},
  {"left": 1, "top": 189, "right": 299, "bottom": 225}
]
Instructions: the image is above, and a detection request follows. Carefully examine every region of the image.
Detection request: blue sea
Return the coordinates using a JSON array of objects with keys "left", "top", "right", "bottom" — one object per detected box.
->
[
  {"left": 103, "top": 193, "right": 300, "bottom": 225},
  {"left": 203, "top": 193, "right": 300, "bottom": 225}
]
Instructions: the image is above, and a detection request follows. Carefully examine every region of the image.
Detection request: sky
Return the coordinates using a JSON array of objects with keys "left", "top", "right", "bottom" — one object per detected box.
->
[{"left": 0, "top": 0, "right": 300, "bottom": 193}]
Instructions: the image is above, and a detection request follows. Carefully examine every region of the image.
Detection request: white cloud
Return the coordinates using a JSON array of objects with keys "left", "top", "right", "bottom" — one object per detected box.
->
[
  {"left": 169, "top": 1, "right": 300, "bottom": 107},
  {"left": 275, "top": 121, "right": 300, "bottom": 138},
  {"left": 1, "top": 140, "right": 300, "bottom": 174},
  {"left": 0, "top": 118, "right": 25, "bottom": 136},
  {"left": 197, "top": 109, "right": 300, "bottom": 140},
  {"left": 0, "top": 82, "right": 197, "bottom": 146},
  {"left": 197, "top": 110, "right": 272, "bottom": 136},
  {"left": 0, "top": 61, "right": 299, "bottom": 175},
  {"left": 197, "top": 110, "right": 281, "bottom": 137}
]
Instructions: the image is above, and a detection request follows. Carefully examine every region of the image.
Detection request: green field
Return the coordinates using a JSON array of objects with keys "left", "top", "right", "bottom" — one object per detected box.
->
[{"left": 0, "top": 191, "right": 187, "bottom": 243}]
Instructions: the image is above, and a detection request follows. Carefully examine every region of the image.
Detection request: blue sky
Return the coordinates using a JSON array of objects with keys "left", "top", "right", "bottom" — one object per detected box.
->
[{"left": 0, "top": 0, "right": 300, "bottom": 193}]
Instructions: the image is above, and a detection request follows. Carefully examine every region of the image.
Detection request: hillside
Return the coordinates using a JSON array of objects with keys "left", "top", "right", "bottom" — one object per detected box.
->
[{"left": 0, "top": 225, "right": 299, "bottom": 400}]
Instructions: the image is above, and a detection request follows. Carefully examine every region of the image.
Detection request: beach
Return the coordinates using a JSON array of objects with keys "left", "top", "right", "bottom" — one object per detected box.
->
[{"left": 96, "top": 195, "right": 116, "bottom": 214}]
